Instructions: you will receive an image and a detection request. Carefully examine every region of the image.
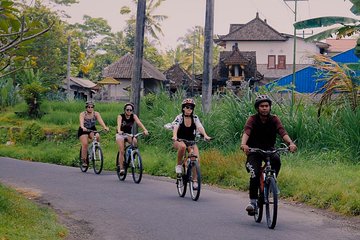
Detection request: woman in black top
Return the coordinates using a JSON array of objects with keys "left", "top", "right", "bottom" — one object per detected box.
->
[{"left": 116, "top": 103, "right": 148, "bottom": 175}]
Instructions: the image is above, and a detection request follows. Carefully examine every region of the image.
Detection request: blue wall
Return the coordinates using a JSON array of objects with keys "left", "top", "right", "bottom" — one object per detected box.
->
[{"left": 267, "top": 48, "right": 359, "bottom": 93}]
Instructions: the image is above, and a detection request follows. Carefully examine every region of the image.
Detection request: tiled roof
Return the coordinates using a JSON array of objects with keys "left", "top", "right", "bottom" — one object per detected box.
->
[
  {"left": 69, "top": 77, "right": 97, "bottom": 89},
  {"left": 163, "top": 63, "right": 194, "bottom": 88},
  {"left": 223, "top": 48, "right": 250, "bottom": 65},
  {"left": 219, "top": 13, "right": 287, "bottom": 41},
  {"left": 103, "top": 53, "right": 166, "bottom": 81}
]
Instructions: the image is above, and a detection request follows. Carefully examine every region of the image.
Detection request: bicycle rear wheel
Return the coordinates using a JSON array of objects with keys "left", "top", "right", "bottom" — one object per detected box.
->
[
  {"left": 116, "top": 152, "right": 128, "bottom": 181},
  {"left": 131, "top": 150, "right": 143, "bottom": 184},
  {"left": 79, "top": 147, "right": 89, "bottom": 172},
  {"left": 265, "top": 177, "right": 278, "bottom": 229},
  {"left": 254, "top": 188, "right": 264, "bottom": 223},
  {"left": 189, "top": 160, "right": 201, "bottom": 201},
  {"left": 92, "top": 146, "right": 103, "bottom": 174},
  {"left": 176, "top": 163, "right": 187, "bottom": 197}
]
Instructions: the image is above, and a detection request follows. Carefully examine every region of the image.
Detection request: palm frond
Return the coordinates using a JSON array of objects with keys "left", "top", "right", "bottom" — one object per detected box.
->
[{"left": 294, "top": 16, "right": 360, "bottom": 29}]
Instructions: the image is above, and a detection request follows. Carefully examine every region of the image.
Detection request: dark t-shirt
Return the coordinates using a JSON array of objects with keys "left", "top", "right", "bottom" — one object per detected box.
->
[
  {"left": 244, "top": 114, "right": 288, "bottom": 150},
  {"left": 120, "top": 113, "right": 134, "bottom": 134}
]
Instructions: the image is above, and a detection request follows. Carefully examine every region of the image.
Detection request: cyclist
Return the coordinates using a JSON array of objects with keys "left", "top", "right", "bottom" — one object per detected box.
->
[
  {"left": 171, "top": 98, "right": 211, "bottom": 188},
  {"left": 78, "top": 100, "right": 109, "bottom": 167},
  {"left": 240, "top": 95, "right": 297, "bottom": 216},
  {"left": 116, "top": 102, "right": 149, "bottom": 176}
]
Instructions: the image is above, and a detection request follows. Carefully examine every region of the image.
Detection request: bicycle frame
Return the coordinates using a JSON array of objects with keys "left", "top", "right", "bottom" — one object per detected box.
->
[
  {"left": 116, "top": 132, "right": 144, "bottom": 183},
  {"left": 175, "top": 137, "right": 206, "bottom": 201},
  {"left": 249, "top": 146, "right": 288, "bottom": 229},
  {"left": 79, "top": 129, "right": 105, "bottom": 174}
]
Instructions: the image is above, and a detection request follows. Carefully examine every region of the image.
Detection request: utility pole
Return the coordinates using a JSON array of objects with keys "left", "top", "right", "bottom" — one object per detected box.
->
[
  {"left": 192, "top": 27, "right": 196, "bottom": 97},
  {"left": 202, "top": 0, "right": 214, "bottom": 114},
  {"left": 284, "top": 0, "right": 308, "bottom": 116},
  {"left": 67, "top": 35, "right": 71, "bottom": 100},
  {"left": 131, "top": 0, "right": 146, "bottom": 133}
]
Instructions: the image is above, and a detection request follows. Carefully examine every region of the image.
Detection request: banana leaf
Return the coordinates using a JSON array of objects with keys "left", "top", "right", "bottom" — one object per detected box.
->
[{"left": 294, "top": 16, "right": 359, "bottom": 29}]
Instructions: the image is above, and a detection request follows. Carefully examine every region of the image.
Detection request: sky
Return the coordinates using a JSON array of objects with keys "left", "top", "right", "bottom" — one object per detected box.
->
[{"left": 55, "top": 0, "right": 358, "bottom": 51}]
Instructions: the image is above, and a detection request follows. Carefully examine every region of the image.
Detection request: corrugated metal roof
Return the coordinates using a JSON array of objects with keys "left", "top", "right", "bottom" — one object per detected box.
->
[{"left": 268, "top": 48, "right": 358, "bottom": 93}]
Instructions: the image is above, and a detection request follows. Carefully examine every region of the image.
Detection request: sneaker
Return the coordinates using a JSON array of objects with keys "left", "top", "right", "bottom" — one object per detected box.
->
[
  {"left": 246, "top": 202, "right": 256, "bottom": 216},
  {"left": 119, "top": 169, "right": 125, "bottom": 176},
  {"left": 175, "top": 165, "right": 182, "bottom": 174}
]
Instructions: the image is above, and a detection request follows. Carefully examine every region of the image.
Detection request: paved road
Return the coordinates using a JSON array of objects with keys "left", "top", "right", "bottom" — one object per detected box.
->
[{"left": 0, "top": 157, "right": 359, "bottom": 240}]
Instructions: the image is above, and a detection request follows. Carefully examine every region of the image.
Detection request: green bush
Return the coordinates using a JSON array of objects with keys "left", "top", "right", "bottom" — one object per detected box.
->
[{"left": 20, "top": 122, "right": 45, "bottom": 146}]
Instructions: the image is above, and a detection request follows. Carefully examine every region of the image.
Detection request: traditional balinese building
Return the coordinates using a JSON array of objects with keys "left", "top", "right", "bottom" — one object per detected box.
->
[
  {"left": 163, "top": 63, "right": 200, "bottom": 96},
  {"left": 62, "top": 77, "right": 98, "bottom": 101},
  {"left": 102, "top": 53, "right": 166, "bottom": 101},
  {"left": 215, "top": 13, "right": 329, "bottom": 83}
]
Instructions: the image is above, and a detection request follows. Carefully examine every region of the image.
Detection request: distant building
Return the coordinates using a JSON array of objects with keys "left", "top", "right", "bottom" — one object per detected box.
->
[
  {"left": 62, "top": 77, "right": 98, "bottom": 101},
  {"left": 215, "top": 12, "right": 329, "bottom": 83},
  {"left": 102, "top": 53, "right": 166, "bottom": 101}
]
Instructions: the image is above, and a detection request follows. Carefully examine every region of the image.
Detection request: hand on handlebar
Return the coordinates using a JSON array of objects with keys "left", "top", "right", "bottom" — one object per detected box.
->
[{"left": 241, "top": 144, "right": 250, "bottom": 155}]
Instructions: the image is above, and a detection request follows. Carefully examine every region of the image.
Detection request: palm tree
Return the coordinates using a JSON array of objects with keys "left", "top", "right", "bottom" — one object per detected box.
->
[
  {"left": 293, "top": 1, "right": 360, "bottom": 41},
  {"left": 120, "top": 0, "right": 168, "bottom": 41}
]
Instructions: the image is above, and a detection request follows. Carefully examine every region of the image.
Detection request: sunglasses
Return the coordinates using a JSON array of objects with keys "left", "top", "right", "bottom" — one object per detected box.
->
[
  {"left": 87, "top": 106, "right": 94, "bottom": 109},
  {"left": 125, "top": 108, "right": 133, "bottom": 112},
  {"left": 184, "top": 105, "right": 194, "bottom": 110}
]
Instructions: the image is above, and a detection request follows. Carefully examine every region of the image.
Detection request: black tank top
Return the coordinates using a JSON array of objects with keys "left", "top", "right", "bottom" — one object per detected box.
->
[
  {"left": 177, "top": 116, "right": 196, "bottom": 140},
  {"left": 120, "top": 113, "right": 134, "bottom": 134}
]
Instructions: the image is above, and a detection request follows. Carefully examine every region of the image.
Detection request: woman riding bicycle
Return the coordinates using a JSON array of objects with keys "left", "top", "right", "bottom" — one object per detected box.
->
[
  {"left": 240, "top": 95, "right": 297, "bottom": 216},
  {"left": 116, "top": 102, "right": 148, "bottom": 176},
  {"left": 78, "top": 100, "right": 109, "bottom": 167},
  {"left": 172, "top": 98, "right": 211, "bottom": 185}
]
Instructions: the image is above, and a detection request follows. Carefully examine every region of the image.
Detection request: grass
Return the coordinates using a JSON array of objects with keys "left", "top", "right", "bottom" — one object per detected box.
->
[{"left": 0, "top": 184, "right": 67, "bottom": 239}]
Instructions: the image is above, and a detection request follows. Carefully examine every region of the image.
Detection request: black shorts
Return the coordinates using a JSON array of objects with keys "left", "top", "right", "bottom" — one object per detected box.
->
[{"left": 77, "top": 126, "right": 97, "bottom": 138}]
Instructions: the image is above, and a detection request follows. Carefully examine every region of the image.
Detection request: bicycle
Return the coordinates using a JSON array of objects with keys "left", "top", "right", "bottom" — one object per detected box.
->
[
  {"left": 116, "top": 132, "right": 144, "bottom": 184},
  {"left": 249, "top": 145, "right": 289, "bottom": 229},
  {"left": 79, "top": 129, "right": 106, "bottom": 174},
  {"left": 175, "top": 137, "right": 210, "bottom": 201}
]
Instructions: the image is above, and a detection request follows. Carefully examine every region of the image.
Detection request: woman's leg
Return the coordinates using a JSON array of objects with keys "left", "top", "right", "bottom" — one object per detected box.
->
[
  {"left": 79, "top": 134, "right": 89, "bottom": 164},
  {"left": 116, "top": 138, "right": 125, "bottom": 170}
]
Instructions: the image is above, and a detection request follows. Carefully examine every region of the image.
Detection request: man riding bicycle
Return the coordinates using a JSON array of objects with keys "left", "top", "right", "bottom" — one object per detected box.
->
[{"left": 240, "top": 95, "right": 297, "bottom": 216}]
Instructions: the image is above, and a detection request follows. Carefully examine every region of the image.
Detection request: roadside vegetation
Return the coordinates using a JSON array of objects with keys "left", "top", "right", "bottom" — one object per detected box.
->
[
  {"left": 0, "top": 183, "right": 67, "bottom": 239},
  {"left": 0, "top": 92, "right": 359, "bottom": 217}
]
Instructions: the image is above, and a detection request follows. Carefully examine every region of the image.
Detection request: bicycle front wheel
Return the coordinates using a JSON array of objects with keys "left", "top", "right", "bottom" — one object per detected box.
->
[
  {"left": 188, "top": 160, "right": 201, "bottom": 201},
  {"left": 116, "top": 152, "right": 128, "bottom": 181},
  {"left": 79, "top": 147, "right": 89, "bottom": 172},
  {"left": 176, "top": 163, "right": 187, "bottom": 197},
  {"left": 254, "top": 187, "right": 264, "bottom": 223},
  {"left": 265, "top": 177, "right": 278, "bottom": 229},
  {"left": 92, "top": 146, "right": 103, "bottom": 174},
  {"left": 131, "top": 150, "right": 143, "bottom": 184}
]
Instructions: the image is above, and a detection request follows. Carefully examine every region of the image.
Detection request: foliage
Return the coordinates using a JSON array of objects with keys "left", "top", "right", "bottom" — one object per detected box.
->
[
  {"left": 18, "top": 69, "right": 48, "bottom": 118},
  {"left": 293, "top": 1, "right": 360, "bottom": 42},
  {"left": 164, "top": 26, "right": 220, "bottom": 74},
  {"left": 0, "top": 0, "right": 55, "bottom": 77},
  {"left": 0, "top": 78, "right": 20, "bottom": 109},
  {"left": 19, "top": 122, "right": 45, "bottom": 145},
  {"left": 0, "top": 183, "right": 67, "bottom": 239},
  {"left": 120, "top": 0, "right": 168, "bottom": 41},
  {"left": 312, "top": 54, "right": 359, "bottom": 115}
]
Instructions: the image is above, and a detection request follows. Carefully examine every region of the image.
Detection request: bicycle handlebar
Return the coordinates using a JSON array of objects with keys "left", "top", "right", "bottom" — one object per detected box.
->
[
  {"left": 248, "top": 147, "right": 289, "bottom": 155},
  {"left": 84, "top": 129, "right": 108, "bottom": 134},
  {"left": 120, "top": 132, "right": 146, "bottom": 139},
  {"left": 175, "top": 137, "right": 213, "bottom": 145}
]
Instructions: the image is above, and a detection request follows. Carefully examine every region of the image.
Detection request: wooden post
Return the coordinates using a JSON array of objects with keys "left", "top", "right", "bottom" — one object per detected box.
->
[
  {"left": 202, "top": 0, "right": 214, "bottom": 113},
  {"left": 67, "top": 35, "right": 71, "bottom": 100},
  {"left": 131, "top": 0, "right": 146, "bottom": 132}
]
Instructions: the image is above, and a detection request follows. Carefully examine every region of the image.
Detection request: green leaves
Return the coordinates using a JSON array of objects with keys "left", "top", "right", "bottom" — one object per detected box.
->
[{"left": 294, "top": 16, "right": 359, "bottom": 29}]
